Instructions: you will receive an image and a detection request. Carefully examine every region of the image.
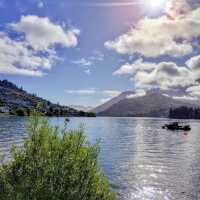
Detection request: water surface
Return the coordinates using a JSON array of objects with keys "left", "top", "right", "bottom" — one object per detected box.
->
[{"left": 0, "top": 116, "right": 200, "bottom": 200}]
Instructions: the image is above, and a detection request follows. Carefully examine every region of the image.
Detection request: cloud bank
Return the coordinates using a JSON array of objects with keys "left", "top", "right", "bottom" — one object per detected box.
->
[
  {"left": 105, "top": 6, "right": 200, "bottom": 57},
  {"left": 107, "top": 0, "right": 200, "bottom": 99},
  {"left": 0, "top": 15, "right": 79, "bottom": 76}
]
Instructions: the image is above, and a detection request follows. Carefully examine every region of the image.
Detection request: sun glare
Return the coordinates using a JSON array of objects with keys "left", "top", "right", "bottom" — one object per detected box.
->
[
  {"left": 147, "top": 0, "right": 167, "bottom": 9},
  {"left": 151, "top": 0, "right": 161, "bottom": 7}
]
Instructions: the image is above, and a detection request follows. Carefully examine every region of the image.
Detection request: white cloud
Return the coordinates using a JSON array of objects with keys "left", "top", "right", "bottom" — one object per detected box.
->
[
  {"left": 186, "top": 85, "right": 200, "bottom": 97},
  {"left": 65, "top": 89, "right": 96, "bottom": 95},
  {"left": 114, "top": 54, "right": 200, "bottom": 99},
  {"left": 89, "top": 51, "right": 104, "bottom": 61},
  {"left": 105, "top": 4, "right": 200, "bottom": 57},
  {"left": 0, "top": 15, "right": 79, "bottom": 76},
  {"left": 113, "top": 58, "right": 156, "bottom": 75},
  {"left": 100, "top": 98, "right": 112, "bottom": 103},
  {"left": 65, "top": 89, "right": 121, "bottom": 96},
  {"left": 126, "top": 89, "right": 146, "bottom": 99},
  {"left": 71, "top": 58, "right": 93, "bottom": 76},
  {"left": 10, "top": 15, "right": 79, "bottom": 51},
  {"left": 187, "top": 55, "right": 200, "bottom": 70},
  {"left": 72, "top": 58, "right": 93, "bottom": 66},
  {"left": 115, "top": 56, "right": 200, "bottom": 89},
  {"left": 99, "top": 90, "right": 121, "bottom": 103},
  {"left": 84, "top": 68, "right": 91, "bottom": 75},
  {"left": 109, "top": 0, "right": 200, "bottom": 99},
  {"left": 162, "top": 93, "right": 170, "bottom": 97},
  {"left": 37, "top": 1, "right": 44, "bottom": 8},
  {"left": 73, "top": 51, "right": 104, "bottom": 65},
  {"left": 135, "top": 61, "right": 195, "bottom": 89},
  {"left": 172, "top": 95, "right": 198, "bottom": 101},
  {"left": 0, "top": 32, "right": 53, "bottom": 76},
  {"left": 103, "top": 90, "right": 121, "bottom": 97},
  {"left": 72, "top": 51, "right": 104, "bottom": 74},
  {"left": 186, "top": 55, "right": 200, "bottom": 79},
  {"left": 65, "top": 89, "right": 121, "bottom": 104}
]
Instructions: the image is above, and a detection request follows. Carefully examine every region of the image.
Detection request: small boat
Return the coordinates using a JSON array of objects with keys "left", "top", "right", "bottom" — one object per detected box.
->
[{"left": 162, "top": 122, "right": 191, "bottom": 131}]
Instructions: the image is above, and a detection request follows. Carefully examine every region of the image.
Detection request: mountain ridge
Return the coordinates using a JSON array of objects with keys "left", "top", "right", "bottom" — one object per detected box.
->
[
  {"left": 93, "top": 91, "right": 200, "bottom": 117},
  {"left": 0, "top": 80, "right": 94, "bottom": 117},
  {"left": 92, "top": 91, "right": 134, "bottom": 114}
]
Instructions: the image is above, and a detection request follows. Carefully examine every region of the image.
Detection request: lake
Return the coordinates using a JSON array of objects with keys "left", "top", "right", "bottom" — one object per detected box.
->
[{"left": 0, "top": 116, "right": 200, "bottom": 200}]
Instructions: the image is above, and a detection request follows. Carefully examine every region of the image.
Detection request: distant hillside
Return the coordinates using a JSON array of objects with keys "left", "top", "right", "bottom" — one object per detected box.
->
[
  {"left": 92, "top": 91, "right": 134, "bottom": 114},
  {"left": 70, "top": 105, "right": 94, "bottom": 112},
  {"left": 94, "top": 91, "right": 200, "bottom": 117},
  {"left": 0, "top": 80, "right": 94, "bottom": 117}
]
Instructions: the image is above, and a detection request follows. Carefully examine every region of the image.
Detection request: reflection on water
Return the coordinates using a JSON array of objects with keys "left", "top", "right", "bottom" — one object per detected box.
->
[{"left": 0, "top": 116, "right": 200, "bottom": 200}]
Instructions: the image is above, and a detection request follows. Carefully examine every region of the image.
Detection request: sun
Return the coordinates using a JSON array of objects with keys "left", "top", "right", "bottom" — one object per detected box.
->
[
  {"left": 147, "top": 0, "right": 167, "bottom": 9},
  {"left": 150, "top": 0, "right": 162, "bottom": 7}
]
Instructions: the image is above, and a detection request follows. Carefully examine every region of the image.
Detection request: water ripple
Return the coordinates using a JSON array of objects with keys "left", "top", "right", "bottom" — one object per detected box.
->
[{"left": 0, "top": 116, "right": 200, "bottom": 199}]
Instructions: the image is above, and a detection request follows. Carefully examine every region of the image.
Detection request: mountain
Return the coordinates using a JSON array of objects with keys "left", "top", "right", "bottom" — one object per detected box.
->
[
  {"left": 70, "top": 105, "right": 94, "bottom": 112},
  {"left": 92, "top": 91, "right": 134, "bottom": 114},
  {"left": 0, "top": 80, "right": 94, "bottom": 117},
  {"left": 93, "top": 91, "right": 200, "bottom": 117}
]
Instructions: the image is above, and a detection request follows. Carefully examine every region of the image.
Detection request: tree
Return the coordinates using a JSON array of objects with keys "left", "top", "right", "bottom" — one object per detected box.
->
[
  {"left": 14, "top": 108, "right": 26, "bottom": 116},
  {"left": 87, "top": 112, "right": 96, "bottom": 117},
  {"left": 169, "top": 106, "right": 200, "bottom": 119},
  {"left": 0, "top": 98, "right": 4, "bottom": 106},
  {"left": 0, "top": 114, "right": 116, "bottom": 200}
]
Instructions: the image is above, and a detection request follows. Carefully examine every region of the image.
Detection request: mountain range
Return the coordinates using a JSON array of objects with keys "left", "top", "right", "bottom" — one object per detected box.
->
[
  {"left": 1, "top": 79, "right": 199, "bottom": 118},
  {"left": 92, "top": 91, "right": 200, "bottom": 117},
  {"left": 0, "top": 80, "right": 93, "bottom": 117},
  {"left": 69, "top": 105, "right": 94, "bottom": 112}
]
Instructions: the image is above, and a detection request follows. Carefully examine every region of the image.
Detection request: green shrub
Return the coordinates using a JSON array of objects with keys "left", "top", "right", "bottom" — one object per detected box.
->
[
  {"left": 10, "top": 108, "right": 27, "bottom": 116},
  {"left": 15, "top": 108, "right": 26, "bottom": 116},
  {"left": 0, "top": 114, "right": 116, "bottom": 200},
  {"left": 87, "top": 112, "right": 96, "bottom": 117}
]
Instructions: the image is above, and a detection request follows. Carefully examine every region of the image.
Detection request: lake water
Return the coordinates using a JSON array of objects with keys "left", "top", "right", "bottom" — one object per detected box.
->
[{"left": 0, "top": 116, "right": 200, "bottom": 200}]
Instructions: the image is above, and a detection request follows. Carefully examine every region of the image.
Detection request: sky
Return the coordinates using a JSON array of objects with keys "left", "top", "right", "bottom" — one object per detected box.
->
[{"left": 0, "top": 0, "right": 200, "bottom": 107}]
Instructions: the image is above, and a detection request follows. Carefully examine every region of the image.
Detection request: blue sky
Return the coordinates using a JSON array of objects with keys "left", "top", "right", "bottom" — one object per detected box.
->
[{"left": 0, "top": 0, "right": 200, "bottom": 106}]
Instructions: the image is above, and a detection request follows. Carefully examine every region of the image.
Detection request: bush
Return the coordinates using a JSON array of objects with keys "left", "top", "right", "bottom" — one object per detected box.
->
[
  {"left": 15, "top": 108, "right": 26, "bottom": 116},
  {"left": 10, "top": 108, "right": 27, "bottom": 116},
  {"left": 0, "top": 114, "right": 116, "bottom": 200},
  {"left": 87, "top": 112, "right": 96, "bottom": 117},
  {"left": 0, "top": 98, "right": 4, "bottom": 106}
]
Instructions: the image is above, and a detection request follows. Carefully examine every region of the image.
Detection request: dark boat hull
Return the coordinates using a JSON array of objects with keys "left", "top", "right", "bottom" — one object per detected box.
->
[{"left": 162, "top": 124, "right": 191, "bottom": 131}]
